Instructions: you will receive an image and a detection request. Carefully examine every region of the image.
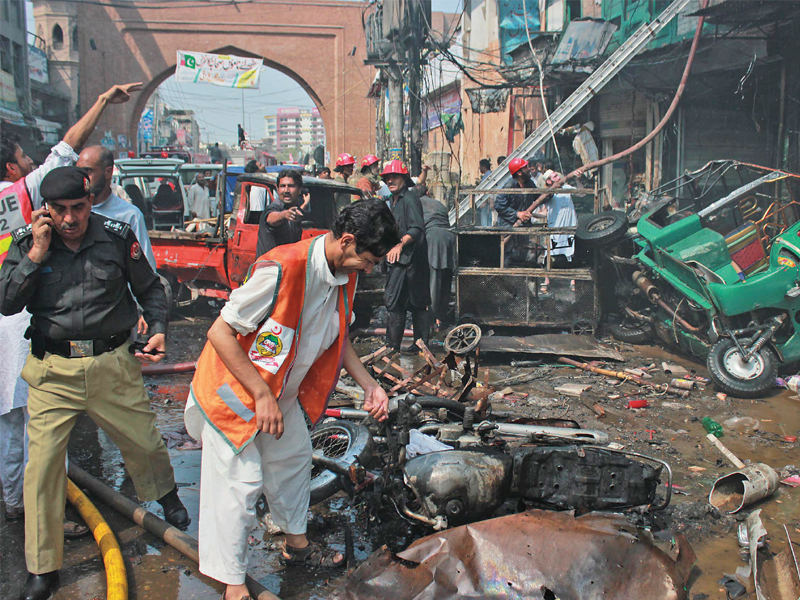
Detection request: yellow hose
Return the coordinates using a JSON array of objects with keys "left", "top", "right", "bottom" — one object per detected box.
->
[{"left": 66, "top": 478, "right": 128, "bottom": 600}]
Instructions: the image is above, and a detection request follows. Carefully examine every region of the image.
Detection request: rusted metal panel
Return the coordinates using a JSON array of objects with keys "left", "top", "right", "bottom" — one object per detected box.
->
[
  {"left": 479, "top": 334, "right": 623, "bottom": 361},
  {"left": 332, "top": 510, "right": 696, "bottom": 600}
]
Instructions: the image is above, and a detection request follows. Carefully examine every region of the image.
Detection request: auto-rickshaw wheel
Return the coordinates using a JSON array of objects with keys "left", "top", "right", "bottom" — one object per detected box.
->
[{"left": 707, "top": 338, "right": 778, "bottom": 398}]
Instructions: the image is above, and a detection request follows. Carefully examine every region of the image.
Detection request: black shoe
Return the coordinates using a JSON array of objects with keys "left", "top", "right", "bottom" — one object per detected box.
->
[
  {"left": 400, "top": 341, "right": 422, "bottom": 355},
  {"left": 157, "top": 487, "right": 191, "bottom": 531},
  {"left": 5, "top": 505, "right": 24, "bottom": 521},
  {"left": 19, "top": 571, "right": 59, "bottom": 600}
]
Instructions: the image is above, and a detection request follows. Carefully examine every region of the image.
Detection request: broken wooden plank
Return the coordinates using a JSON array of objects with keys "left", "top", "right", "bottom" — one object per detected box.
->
[
  {"left": 389, "top": 362, "right": 432, "bottom": 394},
  {"left": 362, "top": 346, "right": 393, "bottom": 366},
  {"left": 417, "top": 340, "right": 441, "bottom": 369},
  {"left": 375, "top": 352, "right": 401, "bottom": 380}
]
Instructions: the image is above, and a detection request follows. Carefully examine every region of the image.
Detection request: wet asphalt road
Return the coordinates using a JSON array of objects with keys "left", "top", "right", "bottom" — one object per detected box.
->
[{"left": 2, "top": 301, "right": 800, "bottom": 599}]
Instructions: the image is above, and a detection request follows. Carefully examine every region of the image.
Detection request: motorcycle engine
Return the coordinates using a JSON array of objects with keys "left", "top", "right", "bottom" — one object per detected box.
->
[{"left": 403, "top": 449, "right": 512, "bottom": 525}]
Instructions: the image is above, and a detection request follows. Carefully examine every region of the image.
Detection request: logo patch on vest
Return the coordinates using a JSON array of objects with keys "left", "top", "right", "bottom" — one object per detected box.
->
[{"left": 249, "top": 318, "right": 294, "bottom": 374}]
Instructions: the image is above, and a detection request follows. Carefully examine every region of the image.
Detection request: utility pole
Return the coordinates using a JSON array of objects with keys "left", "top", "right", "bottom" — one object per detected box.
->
[
  {"left": 153, "top": 91, "right": 160, "bottom": 149},
  {"left": 388, "top": 64, "right": 404, "bottom": 158},
  {"left": 406, "top": 0, "right": 425, "bottom": 175}
]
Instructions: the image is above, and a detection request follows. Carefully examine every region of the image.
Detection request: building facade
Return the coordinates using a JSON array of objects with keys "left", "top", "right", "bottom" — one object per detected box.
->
[
  {"left": 263, "top": 114, "right": 277, "bottom": 153},
  {"left": 274, "top": 106, "right": 325, "bottom": 154}
]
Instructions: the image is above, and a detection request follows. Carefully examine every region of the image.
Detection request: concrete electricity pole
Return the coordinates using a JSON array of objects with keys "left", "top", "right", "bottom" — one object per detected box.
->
[
  {"left": 388, "top": 64, "right": 404, "bottom": 155},
  {"left": 380, "top": 0, "right": 429, "bottom": 166}
]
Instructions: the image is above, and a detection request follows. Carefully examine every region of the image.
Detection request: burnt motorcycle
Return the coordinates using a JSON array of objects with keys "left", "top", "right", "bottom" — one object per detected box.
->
[{"left": 309, "top": 395, "right": 672, "bottom": 530}]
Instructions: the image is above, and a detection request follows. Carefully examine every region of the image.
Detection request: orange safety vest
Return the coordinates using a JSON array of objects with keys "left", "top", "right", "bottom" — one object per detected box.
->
[
  {"left": 191, "top": 236, "right": 357, "bottom": 454},
  {"left": 0, "top": 178, "right": 33, "bottom": 266}
]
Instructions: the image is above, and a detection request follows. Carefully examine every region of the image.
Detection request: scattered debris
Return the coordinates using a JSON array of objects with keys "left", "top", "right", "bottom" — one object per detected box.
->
[
  {"left": 670, "top": 378, "right": 699, "bottom": 390},
  {"left": 478, "top": 333, "right": 624, "bottom": 361},
  {"left": 554, "top": 383, "right": 593, "bottom": 397},
  {"left": 161, "top": 427, "right": 201, "bottom": 451},
  {"left": 705, "top": 433, "right": 746, "bottom": 469},
  {"left": 781, "top": 475, "right": 800, "bottom": 487},
  {"left": 662, "top": 362, "right": 690, "bottom": 377},
  {"left": 558, "top": 356, "right": 690, "bottom": 397},
  {"left": 709, "top": 464, "right": 780, "bottom": 514}
]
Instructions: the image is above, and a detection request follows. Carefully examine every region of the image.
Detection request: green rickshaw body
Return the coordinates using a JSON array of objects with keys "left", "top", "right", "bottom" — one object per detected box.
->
[{"left": 634, "top": 205, "right": 800, "bottom": 363}]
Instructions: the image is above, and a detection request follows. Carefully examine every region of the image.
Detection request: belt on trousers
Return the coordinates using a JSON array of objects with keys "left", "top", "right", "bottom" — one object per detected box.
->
[{"left": 27, "top": 329, "right": 129, "bottom": 359}]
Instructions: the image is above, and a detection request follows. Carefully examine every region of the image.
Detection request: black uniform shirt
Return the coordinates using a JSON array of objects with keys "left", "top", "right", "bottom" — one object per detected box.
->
[
  {"left": 0, "top": 214, "right": 168, "bottom": 340},
  {"left": 495, "top": 178, "right": 537, "bottom": 227},
  {"left": 389, "top": 187, "right": 427, "bottom": 266},
  {"left": 256, "top": 200, "right": 302, "bottom": 257}
]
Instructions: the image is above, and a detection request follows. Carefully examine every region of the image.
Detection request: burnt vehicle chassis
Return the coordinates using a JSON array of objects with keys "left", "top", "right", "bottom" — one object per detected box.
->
[{"left": 454, "top": 186, "right": 600, "bottom": 333}]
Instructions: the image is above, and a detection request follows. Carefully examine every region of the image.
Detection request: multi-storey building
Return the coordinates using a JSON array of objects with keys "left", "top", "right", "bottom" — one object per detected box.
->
[{"left": 274, "top": 106, "right": 325, "bottom": 154}]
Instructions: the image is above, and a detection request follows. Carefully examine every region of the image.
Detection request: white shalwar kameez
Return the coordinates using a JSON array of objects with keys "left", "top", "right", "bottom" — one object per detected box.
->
[
  {"left": 0, "top": 141, "right": 78, "bottom": 511},
  {"left": 535, "top": 185, "right": 578, "bottom": 261},
  {"left": 184, "top": 236, "right": 354, "bottom": 585}
]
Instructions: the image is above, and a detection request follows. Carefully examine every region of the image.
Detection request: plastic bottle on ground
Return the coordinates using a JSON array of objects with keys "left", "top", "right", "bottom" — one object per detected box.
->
[{"left": 703, "top": 416, "right": 724, "bottom": 438}]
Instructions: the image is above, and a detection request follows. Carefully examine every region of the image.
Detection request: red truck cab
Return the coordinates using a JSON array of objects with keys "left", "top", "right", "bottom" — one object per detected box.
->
[{"left": 150, "top": 172, "right": 379, "bottom": 316}]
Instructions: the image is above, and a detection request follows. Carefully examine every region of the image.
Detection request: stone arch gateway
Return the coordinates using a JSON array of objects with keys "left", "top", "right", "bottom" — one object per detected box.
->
[{"left": 77, "top": 0, "right": 375, "bottom": 159}]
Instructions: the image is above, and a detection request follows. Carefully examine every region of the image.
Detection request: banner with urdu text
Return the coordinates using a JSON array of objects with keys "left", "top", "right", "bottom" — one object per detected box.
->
[{"left": 175, "top": 51, "right": 263, "bottom": 89}]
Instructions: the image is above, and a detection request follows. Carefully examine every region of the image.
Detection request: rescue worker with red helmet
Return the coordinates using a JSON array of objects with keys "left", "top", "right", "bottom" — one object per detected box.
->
[
  {"left": 355, "top": 155, "right": 381, "bottom": 197},
  {"left": 494, "top": 157, "right": 539, "bottom": 267},
  {"left": 381, "top": 159, "right": 430, "bottom": 352},
  {"left": 494, "top": 157, "right": 537, "bottom": 228},
  {"left": 332, "top": 153, "right": 358, "bottom": 213}
]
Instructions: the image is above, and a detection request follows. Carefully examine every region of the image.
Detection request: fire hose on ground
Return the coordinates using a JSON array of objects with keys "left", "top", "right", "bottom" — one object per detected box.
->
[
  {"left": 67, "top": 464, "right": 281, "bottom": 600},
  {"left": 66, "top": 478, "right": 128, "bottom": 600}
]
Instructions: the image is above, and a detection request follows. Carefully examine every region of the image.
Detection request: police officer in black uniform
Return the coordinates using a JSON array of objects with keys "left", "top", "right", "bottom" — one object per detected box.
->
[{"left": 0, "top": 166, "right": 189, "bottom": 600}]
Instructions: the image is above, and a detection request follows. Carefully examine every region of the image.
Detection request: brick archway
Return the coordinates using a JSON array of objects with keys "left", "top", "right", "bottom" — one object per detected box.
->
[{"left": 78, "top": 0, "right": 374, "bottom": 159}]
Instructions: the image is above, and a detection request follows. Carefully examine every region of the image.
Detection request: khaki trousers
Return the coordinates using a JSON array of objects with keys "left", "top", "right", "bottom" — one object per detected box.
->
[{"left": 21, "top": 341, "right": 176, "bottom": 573}]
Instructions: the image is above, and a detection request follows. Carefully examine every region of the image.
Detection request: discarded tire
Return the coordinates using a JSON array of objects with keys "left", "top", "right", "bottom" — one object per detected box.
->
[
  {"left": 309, "top": 420, "right": 373, "bottom": 505},
  {"left": 577, "top": 211, "right": 628, "bottom": 248},
  {"left": 609, "top": 322, "right": 654, "bottom": 344},
  {"left": 707, "top": 338, "right": 777, "bottom": 398}
]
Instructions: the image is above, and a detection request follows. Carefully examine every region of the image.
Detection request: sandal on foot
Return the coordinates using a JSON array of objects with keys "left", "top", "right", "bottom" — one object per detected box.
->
[
  {"left": 281, "top": 540, "right": 345, "bottom": 568},
  {"left": 220, "top": 594, "right": 253, "bottom": 600},
  {"left": 64, "top": 520, "right": 90, "bottom": 539}
]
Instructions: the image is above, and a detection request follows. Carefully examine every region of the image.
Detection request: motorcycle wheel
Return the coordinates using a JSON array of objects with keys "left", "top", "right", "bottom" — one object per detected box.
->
[
  {"left": 707, "top": 338, "right": 778, "bottom": 398},
  {"left": 309, "top": 420, "right": 374, "bottom": 505},
  {"left": 609, "top": 322, "right": 654, "bottom": 344},
  {"left": 576, "top": 211, "right": 628, "bottom": 249}
]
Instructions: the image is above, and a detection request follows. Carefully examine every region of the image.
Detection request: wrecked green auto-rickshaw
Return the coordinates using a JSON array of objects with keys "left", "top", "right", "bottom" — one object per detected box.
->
[{"left": 582, "top": 160, "right": 800, "bottom": 398}]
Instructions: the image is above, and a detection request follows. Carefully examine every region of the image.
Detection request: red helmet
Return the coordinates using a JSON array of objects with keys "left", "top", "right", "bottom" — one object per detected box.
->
[
  {"left": 381, "top": 159, "right": 409, "bottom": 176},
  {"left": 361, "top": 154, "right": 379, "bottom": 168},
  {"left": 335, "top": 153, "right": 356, "bottom": 167},
  {"left": 508, "top": 157, "right": 529, "bottom": 175}
]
